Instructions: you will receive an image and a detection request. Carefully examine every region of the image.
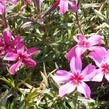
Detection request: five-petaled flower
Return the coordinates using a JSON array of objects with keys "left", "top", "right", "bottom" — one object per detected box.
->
[
  {"left": 89, "top": 47, "right": 109, "bottom": 82},
  {"left": 66, "top": 34, "right": 104, "bottom": 61},
  {"left": 53, "top": 57, "right": 96, "bottom": 98},
  {"left": 4, "top": 43, "right": 38, "bottom": 75}
]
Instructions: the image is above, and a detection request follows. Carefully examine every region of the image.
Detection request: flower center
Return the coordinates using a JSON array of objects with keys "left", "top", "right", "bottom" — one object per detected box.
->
[
  {"left": 79, "top": 40, "right": 90, "bottom": 47},
  {"left": 70, "top": 73, "right": 83, "bottom": 85},
  {"left": 18, "top": 54, "right": 25, "bottom": 60},
  {"left": 101, "top": 63, "right": 109, "bottom": 74}
]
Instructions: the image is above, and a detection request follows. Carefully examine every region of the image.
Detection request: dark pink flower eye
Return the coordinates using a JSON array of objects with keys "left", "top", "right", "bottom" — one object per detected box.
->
[
  {"left": 70, "top": 73, "right": 83, "bottom": 85},
  {"left": 101, "top": 63, "right": 109, "bottom": 74},
  {"left": 79, "top": 40, "right": 90, "bottom": 47}
]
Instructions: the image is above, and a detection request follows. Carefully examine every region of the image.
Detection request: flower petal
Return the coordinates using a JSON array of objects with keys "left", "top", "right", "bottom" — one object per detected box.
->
[
  {"left": 104, "top": 50, "right": 109, "bottom": 63},
  {"left": 88, "top": 47, "right": 106, "bottom": 67},
  {"left": 75, "top": 46, "right": 86, "bottom": 57},
  {"left": 91, "top": 69, "right": 103, "bottom": 82},
  {"left": 73, "top": 35, "right": 87, "bottom": 44},
  {"left": 82, "top": 64, "right": 95, "bottom": 76},
  {"left": 59, "top": 0, "right": 68, "bottom": 14},
  {"left": 25, "top": 48, "right": 38, "bottom": 56},
  {"left": 0, "top": 3, "right": 5, "bottom": 15},
  {"left": 0, "top": 37, "right": 4, "bottom": 46},
  {"left": 105, "top": 74, "right": 109, "bottom": 81},
  {"left": 66, "top": 46, "right": 76, "bottom": 61},
  {"left": 12, "top": 0, "right": 18, "bottom": 4},
  {"left": 3, "top": 31, "right": 12, "bottom": 45},
  {"left": 88, "top": 34, "right": 104, "bottom": 46},
  {"left": 23, "top": 58, "right": 36, "bottom": 68},
  {"left": 53, "top": 70, "right": 72, "bottom": 83},
  {"left": 12, "top": 36, "right": 23, "bottom": 45},
  {"left": 4, "top": 52, "right": 18, "bottom": 61},
  {"left": 59, "top": 81, "right": 76, "bottom": 97},
  {"left": 9, "top": 61, "right": 22, "bottom": 75},
  {"left": 24, "top": 0, "right": 31, "bottom": 3},
  {"left": 0, "top": 0, "right": 8, "bottom": 4},
  {"left": 70, "top": 57, "right": 82, "bottom": 73},
  {"left": 68, "top": 1, "right": 78, "bottom": 12},
  {"left": 77, "top": 82, "right": 91, "bottom": 99},
  {"left": 17, "top": 43, "right": 25, "bottom": 54}
]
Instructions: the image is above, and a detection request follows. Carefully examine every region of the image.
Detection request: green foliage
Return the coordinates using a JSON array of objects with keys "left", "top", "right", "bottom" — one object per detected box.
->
[{"left": 0, "top": 0, "right": 109, "bottom": 109}]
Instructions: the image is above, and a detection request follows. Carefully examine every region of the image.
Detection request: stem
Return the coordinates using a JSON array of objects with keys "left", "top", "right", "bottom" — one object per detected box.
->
[
  {"left": 2, "top": 13, "right": 8, "bottom": 29},
  {"left": 75, "top": 0, "right": 84, "bottom": 34},
  {"left": 42, "top": 0, "right": 59, "bottom": 18},
  {"left": 33, "top": 0, "right": 42, "bottom": 14},
  {"left": 75, "top": 13, "right": 84, "bottom": 34},
  {"left": 75, "top": 92, "right": 79, "bottom": 109},
  {"left": 76, "top": 0, "right": 80, "bottom": 6}
]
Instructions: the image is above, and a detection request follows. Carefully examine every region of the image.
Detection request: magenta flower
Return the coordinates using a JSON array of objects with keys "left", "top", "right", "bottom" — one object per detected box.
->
[
  {"left": 89, "top": 47, "right": 109, "bottom": 82},
  {"left": 66, "top": 34, "right": 104, "bottom": 61},
  {"left": 4, "top": 43, "right": 38, "bottom": 75},
  {"left": 58, "top": 0, "right": 78, "bottom": 14},
  {"left": 0, "top": 31, "right": 23, "bottom": 55},
  {"left": 0, "top": 3, "right": 5, "bottom": 15},
  {"left": 53, "top": 57, "right": 96, "bottom": 98}
]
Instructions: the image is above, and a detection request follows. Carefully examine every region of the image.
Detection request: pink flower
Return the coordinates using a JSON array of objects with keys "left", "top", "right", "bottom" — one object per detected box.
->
[
  {"left": 66, "top": 34, "right": 104, "bottom": 61},
  {"left": 89, "top": 47, "right": 109, "bottom": 82},
  {"left": 53, "top": 57, "right": 96, "bottom": 98},
  {"left": 0, "top": 31, "right": 23, "bottom": 55},
  {"left": 0, "top": 3, "right": 5, "bottom": 15},
  {"left": 4, "top": 43, "right": 38, "bottom": 75},
  {"left": 58, "top": 0, "right": 78, "bottom": 14}
]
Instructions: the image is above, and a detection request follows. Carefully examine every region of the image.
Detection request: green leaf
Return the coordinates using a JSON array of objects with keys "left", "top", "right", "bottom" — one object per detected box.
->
[{"left": 94, "top": 9, "right": 106, "bottom": 21}]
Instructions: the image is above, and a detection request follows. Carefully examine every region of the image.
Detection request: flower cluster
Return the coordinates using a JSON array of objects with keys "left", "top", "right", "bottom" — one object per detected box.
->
[
  {"left": 0, "top": 30, "right": 38, "bottom": 75},
  {"left": 53, "top": 34, "right": 107, "bottom": 99}
]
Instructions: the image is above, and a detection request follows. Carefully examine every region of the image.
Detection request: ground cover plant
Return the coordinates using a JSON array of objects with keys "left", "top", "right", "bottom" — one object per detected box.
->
[{"left": 0, "top": 0, "right": 109, "bottom": 109}]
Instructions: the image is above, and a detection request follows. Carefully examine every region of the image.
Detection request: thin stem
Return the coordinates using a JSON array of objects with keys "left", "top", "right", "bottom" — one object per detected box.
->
[
  {"left": 75, "top": 92, "right": 79, "bottom": 109},
  {"left": 75, "top": 13, "right": 84, "bottom": 34},
  {"left": 33, "top": 0, "right": 42, "bottom": 14},
  {"left": 42, "top": 0, "right": 59, "bottom": 18},
  {"left": 2, "top": 13, "right": 8, "bottom": 29},
  {"left": 75, "top": 0, "right": 84, "bottom": 34}
]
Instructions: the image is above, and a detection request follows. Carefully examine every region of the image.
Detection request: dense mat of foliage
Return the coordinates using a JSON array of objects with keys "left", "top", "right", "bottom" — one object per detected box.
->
[{"left": 0, "top": 0, "right": 109, "bottom": 109}]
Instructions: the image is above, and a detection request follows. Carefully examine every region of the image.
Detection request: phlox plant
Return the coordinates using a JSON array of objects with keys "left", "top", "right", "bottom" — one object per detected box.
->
[{"left": 0, "top": 0, "right": 109, "bottom": 109}]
